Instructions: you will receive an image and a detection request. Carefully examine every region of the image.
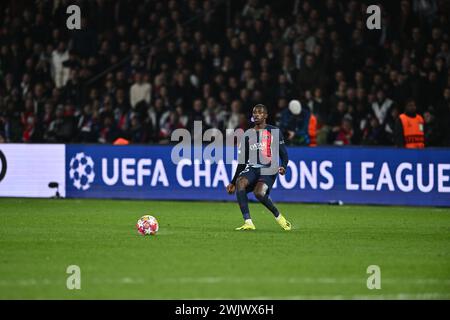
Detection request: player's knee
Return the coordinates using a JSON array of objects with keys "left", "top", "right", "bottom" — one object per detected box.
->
[
  {"left": 236, "top": 177, "right": 248, "bottom": 191},
  {"left": 254, "top": 190, "right": 266, "bottom": 201}
]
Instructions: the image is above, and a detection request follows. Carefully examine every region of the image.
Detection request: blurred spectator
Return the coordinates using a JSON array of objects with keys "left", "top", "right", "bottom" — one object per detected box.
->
[
  {"left": 362, "top": 117, "right": 388, "bottom": 146},
  {"left": 297, "top": 54, "right": 321, "bottom": 92},
  {"left": 384, "top": 106, "right": 401, "bottom": 144},
  {"left": 423, "top": 110, "right": 444, "bottom": 146},
  {"left": 204, "top": 97, "right": 226, "bottom": 131},
  {"left": 334, "top": 118, "right": 354, "bottom": 146},
  {"left": 130, "top": 72, "right": 152, "bottom": 111},
  {"left": 98, "top": 115, "right": 119, "bottom": 144},
  {"left": 128, "top": 115, "right": 147, "bottom": 143},
  {"left": 77, "top": 104, "right": 99, "bottom": 143},
  {"left": 436, "top": 87, "right": 450, "bottom": 146},
  {"left": 281, "top": 100, "right": 310, "bottom": 146},
  {"left": 327, "top": 100, "right": 349, "bottom": 143},
  {"left": 159, "top": 108, "right": 188, "bottom": 143},
  {"left": 0, "top": 0, "right": 448, "bottom": 147},
  {"left": 226, "top": 100, "right": 243, "bottom": 130},
  {"left": 371, "top": 90, "right": 394, "bottom": 126},
  {"left": 51, "top": 42, "right": 69, "bottom": 88},
  {"left": 189, "top": 99, "right": 206, "bottom": 140}
]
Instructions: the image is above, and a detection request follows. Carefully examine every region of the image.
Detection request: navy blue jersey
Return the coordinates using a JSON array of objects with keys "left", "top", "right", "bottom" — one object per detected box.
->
[{"left": 232, "top": 125, "right": 289, "bottom": 183}]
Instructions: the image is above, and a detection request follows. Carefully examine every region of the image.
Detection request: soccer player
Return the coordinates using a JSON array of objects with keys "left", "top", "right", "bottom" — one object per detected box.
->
[{"left": 226, "top": 104, "right": 292, "bottom": 231}]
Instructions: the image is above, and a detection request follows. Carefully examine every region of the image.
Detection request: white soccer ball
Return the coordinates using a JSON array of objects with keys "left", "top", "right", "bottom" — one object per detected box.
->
[{"left": 136, "top": 215, "right": 159, "bottom": 236}]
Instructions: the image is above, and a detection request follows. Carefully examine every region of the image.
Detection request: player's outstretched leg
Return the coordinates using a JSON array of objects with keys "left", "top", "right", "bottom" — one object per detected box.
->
[
  {"left": 235, "top": 177, "right": 255, "bottom": 230},
  {"left": 254, "top": 182, "right": 291, "bottom": 231}
]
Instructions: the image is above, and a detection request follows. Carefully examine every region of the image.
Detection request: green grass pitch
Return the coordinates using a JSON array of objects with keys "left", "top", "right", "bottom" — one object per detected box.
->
[{"left": 0, "top": 198, "right": 449, "bottom": 299}]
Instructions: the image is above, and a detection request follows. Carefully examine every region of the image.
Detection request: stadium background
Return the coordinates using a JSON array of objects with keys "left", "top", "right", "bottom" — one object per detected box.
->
[
  {"left": 0, "top": 0, "right": 449, "bottom": 146},
  {"left": 0, "top": 0, "right": 449, "bottom": 206},
  {"left": 0, "top": 0, "right": 449, "bottom": 300}
]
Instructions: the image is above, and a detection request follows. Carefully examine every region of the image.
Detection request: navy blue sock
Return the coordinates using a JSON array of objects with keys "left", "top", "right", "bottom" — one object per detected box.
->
[
  {"left": 236, "top": 189, "right": 251, "bottom": 220},
  {"left": 258, "top": 194, "right": 280, "bottom": 218}
]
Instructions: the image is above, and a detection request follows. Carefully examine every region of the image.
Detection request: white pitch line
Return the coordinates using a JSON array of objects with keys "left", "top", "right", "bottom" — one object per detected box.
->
[
  {"left": 1, "top": 276, "right": 449, "bottom": 286},
  {"left": 162, "top": 276, "right": 450, "bottom": 285},
  {"left": 0, "top": 277, "right": 149, "bottom": 286},
  {"left": 196, "top": 293, "right": 450, "bottom": 300}
]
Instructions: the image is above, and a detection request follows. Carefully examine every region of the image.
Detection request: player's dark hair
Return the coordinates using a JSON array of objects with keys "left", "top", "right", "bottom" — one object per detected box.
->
[{"left": 253, "top": 104, "right": 268, "bottom": 113}]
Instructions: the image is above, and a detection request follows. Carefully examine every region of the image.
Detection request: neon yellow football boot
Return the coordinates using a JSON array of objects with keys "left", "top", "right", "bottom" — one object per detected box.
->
[
  {"left": 276, "top": 214, "right": 292, "bottom": 231},
  {"left": 235, "top": 221, "right": 256, "bottom": 231}
]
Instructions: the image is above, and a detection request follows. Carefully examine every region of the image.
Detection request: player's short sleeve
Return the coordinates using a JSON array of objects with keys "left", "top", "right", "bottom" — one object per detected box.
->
[
  {"left": 277, "top": 127, "right": 285, "bottom": 145},
  {"left": 276, "top": 127, "right": 289, "bottom": 169}
]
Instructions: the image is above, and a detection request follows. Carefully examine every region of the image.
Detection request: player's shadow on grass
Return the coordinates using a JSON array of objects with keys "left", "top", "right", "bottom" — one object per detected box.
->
[{"left": 171, "top": 224, "right": 300, "bottom": 235}]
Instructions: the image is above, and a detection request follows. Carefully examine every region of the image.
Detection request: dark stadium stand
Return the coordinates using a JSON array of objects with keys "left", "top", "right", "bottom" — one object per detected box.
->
[{"left": 0, "top": 0, "right": 449, "bottom": 146}]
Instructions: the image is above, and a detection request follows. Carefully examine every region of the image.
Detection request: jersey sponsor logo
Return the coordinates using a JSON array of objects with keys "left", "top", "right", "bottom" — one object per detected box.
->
[{"left": 249, "top": 142, "right": 267, "bottom": 151}]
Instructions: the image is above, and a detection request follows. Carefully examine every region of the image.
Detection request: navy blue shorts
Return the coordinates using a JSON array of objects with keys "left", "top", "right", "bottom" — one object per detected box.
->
[{"left": 238, "top": 166, "right": 277, "bottom": 194}]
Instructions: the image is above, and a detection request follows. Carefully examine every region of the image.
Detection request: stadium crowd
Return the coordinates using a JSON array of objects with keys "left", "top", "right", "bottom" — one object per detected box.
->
[{"left": 0, "top": 0, "right": 449, "bottom": 146}]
